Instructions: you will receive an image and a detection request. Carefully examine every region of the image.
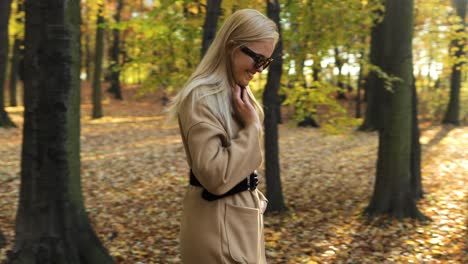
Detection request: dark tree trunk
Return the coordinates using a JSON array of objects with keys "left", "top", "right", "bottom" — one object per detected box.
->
[
  {"left": 364, "top": 0, "right": 428, "bottom": 221},
  {"left": 107, "top": 0, "right": 123, "bottom": 100},
  {"left": 9, "top": 39, "right": 21, "bottom": 107},
  {"left": 201, "top": 0, "right": 222, "bottom": 58},
  {"left": 442, "top": 0, "right": 466, "bottom": 125},
  {"left": 92, "top": 5, "right": 104, "bottom": 118},
  {"left": 9, "top": 1, "right": 24, "bottom": 107},
  {"left": 85, "top": 32, "right": 91, "bottom": 81},
  {"left": 0, "top": 228, "right": 5, "bottom": 248},
  {"left": 264, "top": 0, "right": 287, "bottom": 213},
  {"left": 411, "top": 76, "right": 423, "bottom": 199},
  {"left": 7, "top": 0, "right": 113, "bottom": 263},
  {"left": 297, "top": 58, "right": 319, "bottom": 128},
  {"left": 355, "top": 48, "right": 365, "bottom": 118},
  {"left": 334, "top": 47, "right": 347, "bottom": 100},
  {"left": 0, "top": 0, "right": 16, "bottom": 127},
  {"left": 358, "top": 15, "right": 384, "bottom": 132}
]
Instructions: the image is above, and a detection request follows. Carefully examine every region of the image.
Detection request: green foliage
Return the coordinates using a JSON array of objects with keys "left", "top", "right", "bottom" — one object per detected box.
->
[{"left": 282, "top": 81, "right": 359, "bottom": 133}]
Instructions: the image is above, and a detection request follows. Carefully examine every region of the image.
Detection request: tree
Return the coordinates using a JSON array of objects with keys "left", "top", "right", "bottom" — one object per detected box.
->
[
  {"left": 358, "top": 14, "right": 384, "bottom": 132},
  {"left": 364, "top": 0, "right": 428, "bottom": 220},
  {"left": 442, "top": 0, "right": 466, "bottom": 125},
  {"left": 107, "top": 0, "right": 124, "bottom": 100},
  {"left": 92, "top": 4, "right": 104, "bottom": 118},
  {"left": 0, "top": 0, "right": 16, "bottom": 127},
  {"left": 201, "top": 0, "right": 222, "bottom": 58},
  {"left": 9, "top": 0, "right": 24, "bottom": 107},
  {"left": 264, "top": 0, "right": 287, "bottom": 213},
  {"left": 7, "top": 0, "right": 113, "bottom": 262},
  {"left": 0, "top": 228, "right": 5, "bottom": 248},
  {"left": 411, "top": 77, "right": 423, "bottom": 199}
]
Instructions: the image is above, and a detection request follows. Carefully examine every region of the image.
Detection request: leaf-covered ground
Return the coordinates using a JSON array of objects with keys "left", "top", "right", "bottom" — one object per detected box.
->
[{"left": 0, "top": 91, "right": 466, "bottom": 263}]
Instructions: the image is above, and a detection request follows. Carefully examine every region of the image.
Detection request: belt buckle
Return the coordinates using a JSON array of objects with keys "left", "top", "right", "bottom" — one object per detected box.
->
[{"left": 248, "top": 170, "right": 258, "bottom": 191}]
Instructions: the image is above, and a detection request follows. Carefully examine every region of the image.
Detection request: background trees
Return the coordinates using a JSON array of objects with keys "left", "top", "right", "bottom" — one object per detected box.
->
[
  {"left": 0, "top": 0, "right": 15, "bottom": 127},
  {"left": 0, "top": 0, "right": 466, "bottom": 262}
]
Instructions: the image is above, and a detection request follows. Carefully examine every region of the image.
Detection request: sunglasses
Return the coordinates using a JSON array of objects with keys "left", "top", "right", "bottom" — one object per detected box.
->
[{"left": 240, "top": 45, "right": 274, "bottom": 70}]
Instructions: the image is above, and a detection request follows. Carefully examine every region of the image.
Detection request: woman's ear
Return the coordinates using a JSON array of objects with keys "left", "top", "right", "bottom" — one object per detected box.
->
[{"left": 226, "top": 40, "right": 236, "bottom": 52}]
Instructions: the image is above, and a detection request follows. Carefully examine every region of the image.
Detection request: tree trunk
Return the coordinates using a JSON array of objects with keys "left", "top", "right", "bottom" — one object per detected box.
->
[
  {"left": 9, "top": 1, "right": 24, "bottom": 107},
  {"left": 0, "top": 228, "right": 5, "bottom": 248},
  {"left": 107, "top": 0, "right": 123, "bottom": 100},
  {"left": 0, "top": 0, "right": 16, "bottom": 127},
  {"left": 334, "top": 47, "right": 347, "bottom": 100},
  {"left": 358, "top": 15, "right": 384, "bottom": 132},
  {"left": 297, "top": 57, "right": 319, "bottom": 128},
  {"left": 364, "top": 0, "right": 428, "bottom": 221},
  {"left": 92, "top": 5, "right": 104, "bottom": 118},
  {"left": 442, "top": 0, "right": 466, "bottom": 125},
  {"left": 355, "top": 48, "right": 365, "bottom": 118},
  {"left": 9, "top": 39, "right": 21, "bottom": 107},
  {"left": 85, "top": 32, "right": 91, "bottom": 81},
  {"left": 7, "top": 0, "right": 113, "bottom": 262},
  {"left": 411, "top": 76, "right": 423, "bottom": 199},
  {"left": 264, "top": 0, "right": 287, "bottom": 213},
  {"left": 201, "top": 0, "right": 222, "bottom": 58}
]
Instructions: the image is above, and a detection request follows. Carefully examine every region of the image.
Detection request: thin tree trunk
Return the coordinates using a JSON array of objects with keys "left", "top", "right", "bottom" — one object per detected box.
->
[
  {"left": 9, "top": 39, "right": 21, "bottom": 107},
  {"left": 358, "top": 16, "right": 384, "bottom": 132},
  {"left": 335, "top": 47, "right": 346, "bottom": 100},
  {"left": 201, "top": 0, "right": 222, "bottom": 58},
  {"left": 0, "top": 0, "right": 16, "bottom": 127},
  {"left": 85, "top": 32, "right": 91, "bottom": 81},
  {"left": 92, "top": 5, "right": 104, "bottom": 118},
  {"left": 411, "top": 76, "right": 423, "bottom": 199},
  {"left": 355, "top": 48, "right": 365, "bottom": 118},
  {"left": 0, "top": 228, "right": 5, "bottom": 248},
  {"left": 107, "top": 0, "right": 123, "bottom": 100},
  {"left": 442, "top": 0, "right": 466, "bottom": 125},
  {"left": 364, "top": 0, "right": 428, "bottom": 221},
  {"left": 264, "top": 0, "right": 287, "bottom": 213},
  {"left": 9, "top": 1, "right": 24, "bottom": 107},
  {"left": 8, "top": 0, "right": 113, "bottom": 262}
]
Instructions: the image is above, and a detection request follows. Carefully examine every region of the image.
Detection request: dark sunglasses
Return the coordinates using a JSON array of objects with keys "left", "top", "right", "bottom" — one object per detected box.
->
[{"left": 240, "top": 45, "right": 274, "bottom": 70}]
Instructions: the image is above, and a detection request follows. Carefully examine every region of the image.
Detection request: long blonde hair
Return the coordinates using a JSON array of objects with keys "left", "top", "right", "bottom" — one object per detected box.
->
[{"left": 166, "top": 9, "right": 279, "bottom": 138}]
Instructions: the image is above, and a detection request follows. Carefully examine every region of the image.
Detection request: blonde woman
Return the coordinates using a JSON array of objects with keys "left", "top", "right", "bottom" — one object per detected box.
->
[{"left": 167, "top": 9, "right": 278, "bottom": 263}]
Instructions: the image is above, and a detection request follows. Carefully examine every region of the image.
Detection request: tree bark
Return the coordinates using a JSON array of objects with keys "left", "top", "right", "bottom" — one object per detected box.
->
[
  {"left": 358, "top": 15, "right": 384, "bottom": 132},
  {"left": 334, "top": 47, "right": 347, "bottom": 100},
  {"left": 107, "top": 0, "right": 123, "bottom": 100},
  {"left": 0, "top": 228, "right": 5, "bottom": 248},
  {"left": 264, "top": 0, "right": 287, "bottom": 213},
  {"left": 411, "top": 76, "right": 423, "bottom": 199},
  {"left": 0, "top": 0, "right": 16, "bottom": 127},
  {"left": 7, "top": 0, "right": 113, "bottom": 262},
  {"left": 442, "top": 0, "right": 466, "bottom": 125},
  {"left": 297, "top": 56, "right": 319, "bottom": 128},
  {"left": 201, "top": 0, "right": 222, "bottom": 58},
  {"left": 355, "top": 48, "right": 365, "bottom": 118},
  {"left": 92, "top": 5, "right": 104, "bottom": 118},
  {"left": 364, "top": 0, "right": 428, "bottom": 221},
  {"left": 9, "top": 1, "right": 24, "bottom": 107}
]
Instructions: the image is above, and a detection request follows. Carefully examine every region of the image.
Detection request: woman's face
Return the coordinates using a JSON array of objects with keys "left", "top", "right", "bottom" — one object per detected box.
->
[{"left": 231, "top": 40, "right": 275, "bottom": 87}]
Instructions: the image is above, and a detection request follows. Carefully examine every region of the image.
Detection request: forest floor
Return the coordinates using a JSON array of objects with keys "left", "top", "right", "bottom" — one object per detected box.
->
[{"left": 0, "top": 86, "right": 466, "bottom": 263}]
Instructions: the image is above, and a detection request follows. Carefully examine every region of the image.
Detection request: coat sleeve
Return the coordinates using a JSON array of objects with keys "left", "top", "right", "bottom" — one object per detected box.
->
[{"left": 186, "top": 111, "right": 262, "bottom": 196}]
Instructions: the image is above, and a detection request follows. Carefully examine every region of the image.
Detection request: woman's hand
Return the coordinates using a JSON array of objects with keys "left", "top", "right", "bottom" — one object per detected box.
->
[{"left": 232, "top": 84, "right": 260, "bottom": 129}]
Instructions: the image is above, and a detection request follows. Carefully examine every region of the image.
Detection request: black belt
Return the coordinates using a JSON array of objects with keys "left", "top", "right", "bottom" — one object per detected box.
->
[{"left": 189, "top": 169, "right": 258, "bottom": 201}]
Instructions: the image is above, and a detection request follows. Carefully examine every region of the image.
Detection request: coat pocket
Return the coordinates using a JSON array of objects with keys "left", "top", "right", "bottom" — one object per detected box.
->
[{"left": 225, "top": 203, "right": 260, "bottom": 263}]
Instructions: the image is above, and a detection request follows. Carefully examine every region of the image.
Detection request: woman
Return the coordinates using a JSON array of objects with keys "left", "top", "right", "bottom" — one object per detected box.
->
[{"left": 167, "top": 9, "right": 278, "bottom": 263}]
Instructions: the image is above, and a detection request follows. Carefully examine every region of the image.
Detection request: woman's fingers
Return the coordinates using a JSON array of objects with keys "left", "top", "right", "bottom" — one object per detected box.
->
[{"left": 233, "top": 84, "right": 243, "bottom": 107}]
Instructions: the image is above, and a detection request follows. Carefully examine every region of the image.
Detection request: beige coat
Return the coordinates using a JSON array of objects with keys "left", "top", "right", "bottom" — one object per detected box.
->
[{"left": 177, "top": 93, "right": 268, "bottom": 264}]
